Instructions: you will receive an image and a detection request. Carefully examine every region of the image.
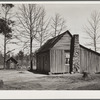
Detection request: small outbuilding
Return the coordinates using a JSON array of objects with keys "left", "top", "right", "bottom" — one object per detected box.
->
[{"left": 6, "top": 57, "right": 18, "bottom": 69}]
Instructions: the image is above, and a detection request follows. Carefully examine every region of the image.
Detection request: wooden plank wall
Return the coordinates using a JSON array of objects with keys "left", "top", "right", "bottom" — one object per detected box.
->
[
  {"left": 50, "top": 49, "right": 69, "bottom": 73},
  {"left": 50, "top": 33, "right": 71, "bottom": 73},
  {"left": 80, "top": 47, "right": 100, "bottom": 73},
  {"left": 36, "top": 51, "right": 50, "bottom": 73},
  {"left": 36, "top": 32, "right": 71, "bottom": 74},
  {"left": 53, "top": 33, "right": 71, "bottom": 50}
]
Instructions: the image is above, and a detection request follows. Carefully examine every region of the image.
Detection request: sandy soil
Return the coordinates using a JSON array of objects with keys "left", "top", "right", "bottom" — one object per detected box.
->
[{"left": 0, "top": 70, "right": 100, "bottom": 90}]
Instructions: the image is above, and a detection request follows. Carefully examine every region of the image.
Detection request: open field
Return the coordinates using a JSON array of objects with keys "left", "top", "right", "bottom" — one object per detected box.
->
[{"left": 0, "top": 70, "right": 100, "bottom": 90}]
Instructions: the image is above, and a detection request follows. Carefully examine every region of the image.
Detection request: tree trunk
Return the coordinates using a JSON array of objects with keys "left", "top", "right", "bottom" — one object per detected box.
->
[
  {"left": 94, "top": 36, "right": 97, "bottom": 52},
  {"left": 94, "top": 42, "right": 96, "bottom": 52},
  {"left": 30, "top": 36, "right": 33, "bottom": 71},
  {"left": 40, "top": 37, "right": 42, "bottom": 47},
  {"left": 4, "top": 35, "right": 6, "bottom": 69}
]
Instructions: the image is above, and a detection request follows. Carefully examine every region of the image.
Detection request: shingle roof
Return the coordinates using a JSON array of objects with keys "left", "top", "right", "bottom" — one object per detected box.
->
[{"left": 37, "top": 30, "right": 72, "bottom": 53}]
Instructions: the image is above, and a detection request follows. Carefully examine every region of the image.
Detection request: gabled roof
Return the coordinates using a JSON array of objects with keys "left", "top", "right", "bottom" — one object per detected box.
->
[
  {"left": 37, "top": 30, "right": 72, "bottom": 53},
  {"left": 6, "top": 57, "right": 18, "bottom": 64}
]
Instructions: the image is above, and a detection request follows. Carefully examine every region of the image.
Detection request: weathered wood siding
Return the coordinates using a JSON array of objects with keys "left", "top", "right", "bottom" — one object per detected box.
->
[
  {"left": 80, "top": 46, "right": 100, "bottom": 73},
  {"left": 50, "top": 49, "right": 70, "bottom": 73},
  {"left": 36, "top": 32, "right": 72, "bottom": 74},
  {"left": 53, "top": 33, "right": 71, "bottom": 50},
  {"left": 49, "top": 33, "right": 71, "bottom": 73},
  {"left": 36, "top": 51, "right": 50, "bottom": 73}
]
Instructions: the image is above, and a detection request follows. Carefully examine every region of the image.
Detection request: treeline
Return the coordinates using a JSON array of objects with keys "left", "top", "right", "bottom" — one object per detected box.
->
[
  {"left": 14, "top": 51, "right": 30, "bottom": 69},
  {"left": 0, "top": 50, "right": 31, "bottom": 69}
]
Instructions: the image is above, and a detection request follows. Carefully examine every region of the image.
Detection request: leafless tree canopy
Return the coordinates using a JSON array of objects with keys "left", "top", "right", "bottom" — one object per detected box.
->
[
  {"left": 16, "top": 4, "right": 44, "bottom": 49},
  {"left": 84, "top": 11, "right": 100, "bottom": 51},
  {"left": 16, "top": 4, "right": 45, "bottom": 70},
  {"left": 51, "top": 13, "right": 66, "bottom": 37},
  {"left": 34, "top": 7, "right": 51, "bottom": 47}
]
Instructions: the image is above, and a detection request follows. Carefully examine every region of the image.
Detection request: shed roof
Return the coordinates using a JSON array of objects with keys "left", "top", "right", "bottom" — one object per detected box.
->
[
  {"left": 80, "top": 45, "right": 100, "bottom": 56},
  {"left": 6, "top": 57, "right": 18, "bottom": 64},
  {"left": 37, "top": 30, "right": 72, "bottom": 53}
]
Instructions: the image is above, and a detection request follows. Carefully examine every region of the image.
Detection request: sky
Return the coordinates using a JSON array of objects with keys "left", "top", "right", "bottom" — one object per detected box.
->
[
  {"left": 43, "top": 4, "right": 100, "bottom": 43},
  {"left": 1, "top": 2, "right": 100, "bottom": 54}
]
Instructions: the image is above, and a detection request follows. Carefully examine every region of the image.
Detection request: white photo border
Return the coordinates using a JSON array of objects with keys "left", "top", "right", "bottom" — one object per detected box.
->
[{"left": 0, "top": 1, "right": 100, "bottom": 99}]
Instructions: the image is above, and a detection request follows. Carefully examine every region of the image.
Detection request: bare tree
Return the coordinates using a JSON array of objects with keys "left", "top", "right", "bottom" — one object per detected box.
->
[
  {"left": 35, "top": 7, "right": 50, "bottom": 47},
  {"left": 51, "top": 13, "right": 66, "bottom": 37},
  {"left": 0, "top": 4, "right": 15, "bottom": 68},
  {"left": 84, "top": 11, "right": 100, "bottom": 52},
  {"left": 16, "top": 4, "right": 43, "bottom": 70}
]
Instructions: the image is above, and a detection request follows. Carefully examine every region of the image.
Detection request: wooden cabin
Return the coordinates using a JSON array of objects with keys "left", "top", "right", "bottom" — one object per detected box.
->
[
  {"left": 36, "top": 30, "right": 100, "bottom": 74},
  {"left": 6, "top": 57, "right": 18, "bottom": 69}
]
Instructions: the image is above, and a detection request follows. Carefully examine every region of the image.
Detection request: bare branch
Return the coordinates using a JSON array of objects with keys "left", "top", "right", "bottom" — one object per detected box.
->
[
  {"left": 84, "top": 10, "right": 100, "bottom": 51},
  {"left": 50, "top": 13, "right": 67, "bottom": 37},
  {"left": 16, "top": 4, "right": 44, "bottom": 70}
]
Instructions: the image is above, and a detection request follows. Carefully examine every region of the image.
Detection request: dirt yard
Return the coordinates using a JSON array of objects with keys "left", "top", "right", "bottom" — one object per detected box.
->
[{"left": 0, "top": 70, "right": 100, "bottom": 90}]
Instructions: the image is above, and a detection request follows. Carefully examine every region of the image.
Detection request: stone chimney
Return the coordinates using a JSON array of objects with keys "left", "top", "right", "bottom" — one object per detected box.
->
[{"left": 72, "top": 34, "right": 80, "bottom": 73}]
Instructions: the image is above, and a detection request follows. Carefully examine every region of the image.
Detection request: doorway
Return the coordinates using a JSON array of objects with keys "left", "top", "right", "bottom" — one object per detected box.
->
[{"left": 64, "top": 50, "right": 70, "bottom": 73}]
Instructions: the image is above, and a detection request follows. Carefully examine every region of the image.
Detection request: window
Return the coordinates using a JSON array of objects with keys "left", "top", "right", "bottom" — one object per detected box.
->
[{"left": 65, "top": 51, "right": 70, "bottom": 65}]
